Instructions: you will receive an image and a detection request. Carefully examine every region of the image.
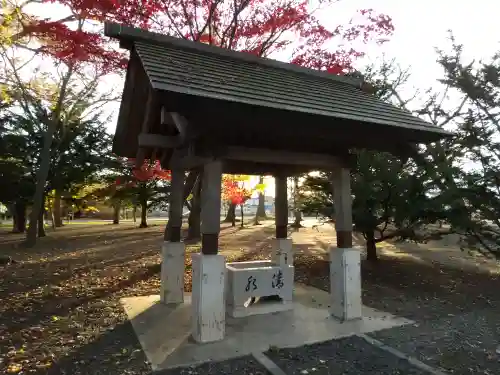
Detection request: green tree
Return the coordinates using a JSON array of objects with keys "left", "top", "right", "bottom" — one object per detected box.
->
[
  {"left": 424, "top": 37, "right": 500, "bottom": 258},
  {"left": 1, "top": 1, "right": 122, "bottom": 245},
  {"left": 89, "top": 158, "right": 171, "bottom": 227},
  {"left": 300, "top": 60, "right": 454, "bottom": 261},
  {"left": 0, "top": 82, "right": 115, "bottom": 234},
  {"left": 46, "top": 110, "right": 114, "bottom": 226},
  {"left": 0, "top": 110, "right": 34, "bottom": 232}
]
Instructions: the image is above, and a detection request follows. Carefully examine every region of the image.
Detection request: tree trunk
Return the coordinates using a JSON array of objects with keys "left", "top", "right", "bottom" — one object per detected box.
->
[
  {"left": 240, "top": 204, "right": 244, "bottom": 228},
  {"left": 38, "top": 204, "right": 46, "bottom": 238},
  {"left": 25, "top": 126, "right": 55, "bottom": 245},
  {"left": 254, "top": 176, "right": 267, "bottom": 225},
  {"left": 46, "top": 196, "right": 56, "bottom": 230},
  {"left": 49, "top": 203, "right": 56, "bottom": 230},
  {"left": 10, "top": 204, "right": 16, "bottom": 231},
  {"left": 256, "top": 192, "right": 266, "bottom": 218},
  {"left": 12, "top": 201, "right": 26, "bottom": 233},
  {"left": 293, "top": 210, "right": 303, "bottom": 228},
  {"left": 54, "top": 190, "right": 63, "bottom": 227},
  {"left": 139, "top": 200, "right": 148, "bottom": 228},
  {"left": 366, "top": 231, "right": 378, "bottom": 262},
  {"left": 25, "top": 65, "right": 74, "bottom": 247},
  {"left": 112, "top": 203, "right": 120, "bottom": 224},
  {"left": 132, "top": 206, "right": 137, "bottom": 223},
  {"left": 224, "top": 203, "right": 236, "bottom": 227},
  {"left": 291, "top": 176, "right": 303, "bottom": 228},
  {"left": 187, "top": 181, "right": 201, "bottom": 239}
]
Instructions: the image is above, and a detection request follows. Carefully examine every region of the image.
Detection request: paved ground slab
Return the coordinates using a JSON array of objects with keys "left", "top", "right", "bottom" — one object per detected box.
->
[
  {"left": 265, "top": 335, "right": 432, "bottom": 375},
  {"left": 121, "top": 284, "right": 412, "bottom": 371}
]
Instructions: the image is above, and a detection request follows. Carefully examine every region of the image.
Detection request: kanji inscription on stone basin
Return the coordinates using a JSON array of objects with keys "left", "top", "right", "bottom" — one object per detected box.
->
[{"left": 226, "top": 260, "right": 294, "bottom": 318}]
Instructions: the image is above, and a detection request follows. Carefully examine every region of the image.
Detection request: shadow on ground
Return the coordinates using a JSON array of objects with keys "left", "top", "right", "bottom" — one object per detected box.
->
[
  {"left": 45, "top": 320, "right": 151, "bottom": 375},
  {"left": 0, "top": 222, "right": 273, "bottom": 375},
  {"left": 2, "top": 221, "right": 500, "bottom": 374}
]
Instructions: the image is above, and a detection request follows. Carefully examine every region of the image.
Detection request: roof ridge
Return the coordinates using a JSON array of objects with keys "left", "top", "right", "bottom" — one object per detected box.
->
[{"left": 104, "top": 22, "right": 363, "bottom": 88}]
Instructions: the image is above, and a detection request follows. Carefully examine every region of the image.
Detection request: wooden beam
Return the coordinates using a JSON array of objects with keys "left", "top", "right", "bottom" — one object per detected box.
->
[
  {"left": 138, "top": 133, "right": 182, "bottom": 148},
  {"left": 170, "top": 112, "right": 189, "bottom": 142},
  {"left": 161, "top": 108, "right": 200, "bottom": 141},
  {"left": 160, "top": 107, "right": 174, "bottom": 126},
  {"left": 225, "top": 146, "right": 346, "bottom": 169},
  {"left": 168, "top": 148, "right": 210, "bottom": 170},
  {"left": 275, "top": 174, "right": 288, "bottom": 238},
  {"left": 331, "top": 167, "right": 353, "bottom": 248},
  {"left": 135, "top": 89, "right": 156, "bottom": 167},
  {"left": 222, "top": 160, "right": 314, "bottom": 176},
  {"left": 115, "top": 56, "right": 139, "bottom": 145}
]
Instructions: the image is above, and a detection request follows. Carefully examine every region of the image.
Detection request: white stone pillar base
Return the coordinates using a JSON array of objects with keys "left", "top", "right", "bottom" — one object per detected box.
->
[
  {"left": 271, "top": 238, "right": 294, "bottom": 266},
  {"left": 191, "top": 253, "right": 226, "bottom": 343},
  {"left": 329, "top": 246, "right": 362, "bottom": 321},
  {"left": 160, "top": 241, "right": 185, "bottom": 304}
]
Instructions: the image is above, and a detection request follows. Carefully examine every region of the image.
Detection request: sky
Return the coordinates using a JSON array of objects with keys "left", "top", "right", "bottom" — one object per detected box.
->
[
  {"left": 335, "top": 0, "right": 500, "bottom": 89},
  {"left": 16, "top": 0, "right": 500, "bottom": 197}
]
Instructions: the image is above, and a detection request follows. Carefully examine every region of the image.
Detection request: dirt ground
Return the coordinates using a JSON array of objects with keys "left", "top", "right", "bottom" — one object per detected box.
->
[{"left": 0, "top": 221, "right": 499, "bottom": 374}]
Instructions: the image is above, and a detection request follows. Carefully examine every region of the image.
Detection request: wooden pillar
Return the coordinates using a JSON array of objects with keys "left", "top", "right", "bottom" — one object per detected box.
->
[
  {"left": 274, "top": 174, "right": 288, "bottom": 239},
  {"left": 329, "top": 166, "right": 361, "bottom": 321},
  {"left": 192, "top": 159, "right": 225, "bottom": 343},
  {"left": 165, "top": 168, "right": 184, "bottom": 242},
  {"left": 200, "top": 160, "right": 223, "bottom": 254},
  {"left": 332, "top": 167, "right": 353, "bottom": 248},
  {"left": 160, "top": 168, "right": 185, "bottom": 304},
  {"left": 272, "top": 174, "right": 294, "bottom": 285}
]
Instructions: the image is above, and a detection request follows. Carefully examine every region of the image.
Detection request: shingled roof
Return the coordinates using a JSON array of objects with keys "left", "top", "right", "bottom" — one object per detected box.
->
[{"left": 104, "top": 22, "right": 450, "bottom": 160}]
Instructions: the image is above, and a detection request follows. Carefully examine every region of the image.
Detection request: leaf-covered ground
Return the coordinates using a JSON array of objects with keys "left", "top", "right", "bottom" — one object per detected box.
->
[{"left": 0, "top": 220, "right": 499, "bottom": 374}]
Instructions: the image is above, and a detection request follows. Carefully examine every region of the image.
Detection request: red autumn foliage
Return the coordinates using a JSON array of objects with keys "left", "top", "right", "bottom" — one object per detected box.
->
[
  {"left": 148, "top": 1, "right": 394, "bottom": 74},
  {"left": 22, "top": 20, "right": 127, "bottom": 71},
  {"left": 115, "top": 159, "right": 171, "bottom": 186},
  {"left": 222, "top": 176, "right": 252, "bottom": 205},
  {"left": 13, "top": 0, "right": 394, "bottom": 76}
]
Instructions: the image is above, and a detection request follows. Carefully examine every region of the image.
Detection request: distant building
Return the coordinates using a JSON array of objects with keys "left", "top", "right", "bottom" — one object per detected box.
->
[{"left": 240, "top": 196, "right": 274, "bottom": 215}]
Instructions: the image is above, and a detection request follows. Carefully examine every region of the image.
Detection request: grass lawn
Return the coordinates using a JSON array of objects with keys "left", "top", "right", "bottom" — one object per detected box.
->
[{"left": 0, "top": 221, "right": 499, "bottom": 374}]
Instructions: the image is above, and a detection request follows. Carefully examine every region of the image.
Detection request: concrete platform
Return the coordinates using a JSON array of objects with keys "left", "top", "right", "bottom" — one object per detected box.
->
[{"left": 121, "top": 283, "right": 413, "bottom": 371}]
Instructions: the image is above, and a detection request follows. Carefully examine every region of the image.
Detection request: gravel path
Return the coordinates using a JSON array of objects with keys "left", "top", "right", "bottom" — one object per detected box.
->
[
  {"left": 361, "top": 257, "right": 500, "bottom": 375},
  {"left": 370, "top": 308, "right": 500, "bottom": 375},
  {"left": 265, "top": 335, "right": 430, "bottom": 375},
  {"left": 156, "top": 356, "right": 271, "bottom": 375},
  {"left": 294, "top": 248, "right": 500, "bottom": 375}
]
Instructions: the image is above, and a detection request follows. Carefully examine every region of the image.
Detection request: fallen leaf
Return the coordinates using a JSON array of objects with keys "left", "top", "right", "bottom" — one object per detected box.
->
[{"left": 7, "top": 363, "right": 22, "bottom": 373}]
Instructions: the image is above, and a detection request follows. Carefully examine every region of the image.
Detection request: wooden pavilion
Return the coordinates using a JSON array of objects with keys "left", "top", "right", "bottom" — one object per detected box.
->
[{"left": 104, "top": 22, "right": 450, "bottom": 344}]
